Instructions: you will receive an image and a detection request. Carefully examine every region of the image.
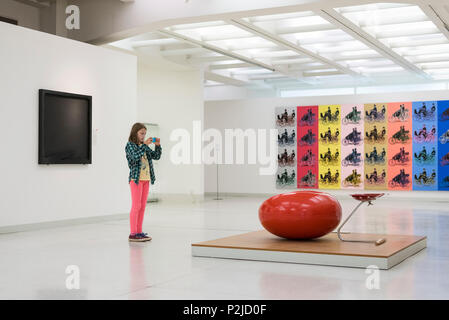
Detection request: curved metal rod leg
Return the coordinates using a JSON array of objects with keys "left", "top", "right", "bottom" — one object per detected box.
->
[{"left": 337, "top": 201, "right": 387, "bottom": 246}]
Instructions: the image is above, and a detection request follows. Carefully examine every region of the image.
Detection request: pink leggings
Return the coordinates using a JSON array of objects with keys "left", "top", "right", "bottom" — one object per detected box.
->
[{"left": 129, "top": 180, "right": 150, "bottom": 234}]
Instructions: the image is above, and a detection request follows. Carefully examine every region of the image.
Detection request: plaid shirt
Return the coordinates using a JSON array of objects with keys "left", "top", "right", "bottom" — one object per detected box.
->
[{"left": 125, "top": 141, "right": 162, "bottom": 185}]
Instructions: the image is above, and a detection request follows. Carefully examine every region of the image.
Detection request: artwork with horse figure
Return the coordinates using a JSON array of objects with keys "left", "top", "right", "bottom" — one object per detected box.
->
[
  {"left": 319, "top": 105, "right": 341, "bottom": 189},
  {"left": 297, "top": 106, "right": 318, "bottom": 188},
  {"left": 438, "top": 100, "right": 449, "bottom": 190},
  {"left": 276, "top": 101, "right": 449, "bottom": 191},
  {"left": 341, "top": 104, "right": 364, "bottom": 189},
  {"left": 387, "top": 102, "right": 412, "bottom": 190},
  {"left": 276, "top": 107, "right": 297, "bottom": 189},
  {"left": 364, "top": 103, "right": 388, "bottom": 190},
  {"left": 412, "top": 101, "right": 438, "bottom": 191}
]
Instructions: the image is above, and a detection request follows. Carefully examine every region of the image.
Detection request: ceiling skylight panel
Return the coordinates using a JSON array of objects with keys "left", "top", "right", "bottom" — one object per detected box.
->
[
  {"left": 404, "top": 53, "right": 449, "bottom": 63},
  {"left": 167, "top": 23, "right": 252, "bottom": 42},
  {"left": 357, "top": 14, "right": 428, "bottom": 28},
  {"left": 333, "top": 52, "right": 381, "bottom": 60},
  {"left": 343, "top": 58, "right": 397, "bottom": 68},
  {"left": 237, "top": 48, "right": 299, "bottom": 59},
  {"left": 271, "top": 57, "right": 314, "bottom": 65},
  {"left": 339, "top": 49, "right": 379, "bottom": 57},
  {"left": 207, "top": 36, "right": 278, "bottom": 51},
  {"left": 245, "top": 13, "right": 332, "bottom": 34},
  {"left": 337, "top": 5, "right": 426, "bottom": 27},
  {"left": 393, "top": 43, "right": 449, "bottom": 57},
  {"left": 246, "top": 11, "right": 315, "bottom": 23},
  {"left": 288, "top": 62, "right": 326, "bottom": 68},
  {"left": 374, "top": 26, "right": 439, "bottom": 39},
  {"left": 362, "top": 21, "right": 438, "bottom": 38},
  {"left": 419, "top": 61, "right": 449, "bottom": 69},
  {"left": 385, "top": 34, "right": 448, "bottom": 48},
  {"left": 209, "top": 59, "right": 244, "bottom": 66},
  {"left": 307, "top": 74, "right": 352, "bottom": 80},
  {"left": 335, "top": 4, "right": 443, "bottom": 45},
  {"left": 305, "top": 68, "right": 339, "bottom": 73},
  {"left": 170, "top": 21, "right": 226, "bottom": 31},
  {"left": 272, "top": 15, "right": 331, "bottom": 29},
  {"left": 431, "top": 75, "right": 449, "bottom": 80},
  {"left": 336, "top": 3, "right": 413, "bottom": 14},
  {"left": 231, "top": 68, "right": 273, "bottom": 75},
  {"left": 355, "top": 66, "right": 405, "bottom": 74},
  {"left": 289, "top": 28, "right": 348, "bottom": 42},
  {"left": 302, "top": 40, "right": 369, "bottom": 54},
  {"left": 293, "top": 33, "right": 354, "bottom": 45},
  {"left": 423, "top": 68, "right": 449, "bottom": 75},
  {"left": 248, "top": 73, "right": 289, "bottom": 80}
]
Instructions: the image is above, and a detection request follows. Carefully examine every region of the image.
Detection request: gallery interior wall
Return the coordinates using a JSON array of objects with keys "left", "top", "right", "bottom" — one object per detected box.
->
[
  {"left": 137, "top": 61, "right": 205, "bottom": 197},
  {"left": 204, "top": 91, "right": 449, "bottom": 200},
  {"left": 0, "top": 22, "right": 137, "bottom": 228}
]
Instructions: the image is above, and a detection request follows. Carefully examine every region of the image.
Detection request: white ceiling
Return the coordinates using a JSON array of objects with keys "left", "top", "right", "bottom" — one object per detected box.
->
[{"left": 108, "top": 1, "right": 449, "bottom": 91}]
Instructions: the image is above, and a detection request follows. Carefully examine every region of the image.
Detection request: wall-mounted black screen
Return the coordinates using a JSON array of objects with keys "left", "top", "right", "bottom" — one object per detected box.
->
[{"left": 39, "top": 89, "right": 92, "bottom": 164}]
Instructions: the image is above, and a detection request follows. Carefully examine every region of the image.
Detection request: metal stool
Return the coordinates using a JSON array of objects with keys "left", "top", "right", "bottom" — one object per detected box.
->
[{"left": 337, "top": 193, "right": 386, "bottom": 246}]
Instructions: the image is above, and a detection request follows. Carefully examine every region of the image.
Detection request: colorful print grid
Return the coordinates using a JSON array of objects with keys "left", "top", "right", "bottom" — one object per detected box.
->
[{"left": 276, "top": 101, "right": 449, "bottom": 191}]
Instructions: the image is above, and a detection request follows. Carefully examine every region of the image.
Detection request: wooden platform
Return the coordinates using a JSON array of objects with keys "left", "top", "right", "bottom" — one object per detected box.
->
[{"left": 191, "top": 230, "right": 426, "bottom": 269}]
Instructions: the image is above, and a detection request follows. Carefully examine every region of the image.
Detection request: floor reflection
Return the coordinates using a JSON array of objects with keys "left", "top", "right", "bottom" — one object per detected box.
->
[{"left": 129, "top": 242, "right": 150, "bottom": 298}]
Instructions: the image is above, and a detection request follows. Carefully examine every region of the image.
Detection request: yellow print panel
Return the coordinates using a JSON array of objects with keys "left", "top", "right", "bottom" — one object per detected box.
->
[{"left": 319, "top": 105, "right": 341, "bottom": 189}]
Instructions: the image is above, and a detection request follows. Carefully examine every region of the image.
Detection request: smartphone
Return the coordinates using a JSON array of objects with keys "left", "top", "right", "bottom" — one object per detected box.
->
[{"left": 152, "top": 137, "right": 156, "bottom": 143}]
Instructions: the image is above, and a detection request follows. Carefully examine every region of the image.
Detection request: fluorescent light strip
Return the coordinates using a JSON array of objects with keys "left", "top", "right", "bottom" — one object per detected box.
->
[
  {"left": 336, "top": 3, "right": 413, "bottom": 14},
  {"left": 246, "top": 11, "right": 315, "bottom": 23}
]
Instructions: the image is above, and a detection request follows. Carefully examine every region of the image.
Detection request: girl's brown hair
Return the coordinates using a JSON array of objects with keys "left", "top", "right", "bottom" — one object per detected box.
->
[{"left": 128, "top": 122, "right": 146, "bottom": 144}]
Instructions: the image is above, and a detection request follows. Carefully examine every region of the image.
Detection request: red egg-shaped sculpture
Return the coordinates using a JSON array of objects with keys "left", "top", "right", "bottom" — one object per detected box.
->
[{"left": 259, "top": 190, "right": 342, "bottom": 239}]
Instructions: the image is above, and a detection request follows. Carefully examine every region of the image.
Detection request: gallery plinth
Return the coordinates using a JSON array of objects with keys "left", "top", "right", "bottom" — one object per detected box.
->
[{"left": 191, "top": 230, "right": 426, "bottom": 270}]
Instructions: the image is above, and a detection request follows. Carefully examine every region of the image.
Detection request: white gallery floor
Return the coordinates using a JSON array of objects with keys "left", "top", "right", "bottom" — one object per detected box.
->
[{"left": 0, "top": 195, "right": 448, "bottom": 300}]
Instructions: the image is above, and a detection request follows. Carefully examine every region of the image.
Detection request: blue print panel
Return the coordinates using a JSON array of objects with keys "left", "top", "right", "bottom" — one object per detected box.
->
[
  {"left": 412, "top": 101, "right": 438, "bottom": 190},
  {"left": 438, "top": 100, "right": 449, "bottom": 190}
]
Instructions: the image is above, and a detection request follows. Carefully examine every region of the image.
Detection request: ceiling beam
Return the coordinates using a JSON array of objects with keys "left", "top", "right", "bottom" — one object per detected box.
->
[
  {"left": 227, "top": 18, "right": 362, "bottom": 78},
  {"left": 209, "top": 62, "right": 252, "bottom": 70},
  {"left": 187, "top": 56, "right": 235, "bottom": 63},
  {"left": 248, "top": 73, "right": 288, "bottom": 80},
  {"left": 419, "top": 5, "right": 449, "bottom": 41},
  {"left": 317, "top": 8, "right": 432, "bottom": 80}
]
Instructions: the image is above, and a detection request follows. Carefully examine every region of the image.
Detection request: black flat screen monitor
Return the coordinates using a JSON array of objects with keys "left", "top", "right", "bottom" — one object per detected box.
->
[{"left": 39, "top": 89, "right": 92, "bottom": 164}]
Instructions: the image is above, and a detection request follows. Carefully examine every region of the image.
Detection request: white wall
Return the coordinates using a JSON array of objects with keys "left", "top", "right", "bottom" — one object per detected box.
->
[
  {"left": 137, "top": 60, "right": 204, "bottom": 197},
  {"left": 205, "top": 90, "right": 449, "bottom": 200},
  {"left": 0, "top": 0, "right": 40, "bottom": 30},
  {"left": 0, "top": 22, "right": 137, "bottom": 228}
]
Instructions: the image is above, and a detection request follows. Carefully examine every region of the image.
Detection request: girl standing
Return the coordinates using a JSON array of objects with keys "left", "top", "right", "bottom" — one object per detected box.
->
[{"left": 125, "top": 123, "right": 162, "bottom": 242}]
